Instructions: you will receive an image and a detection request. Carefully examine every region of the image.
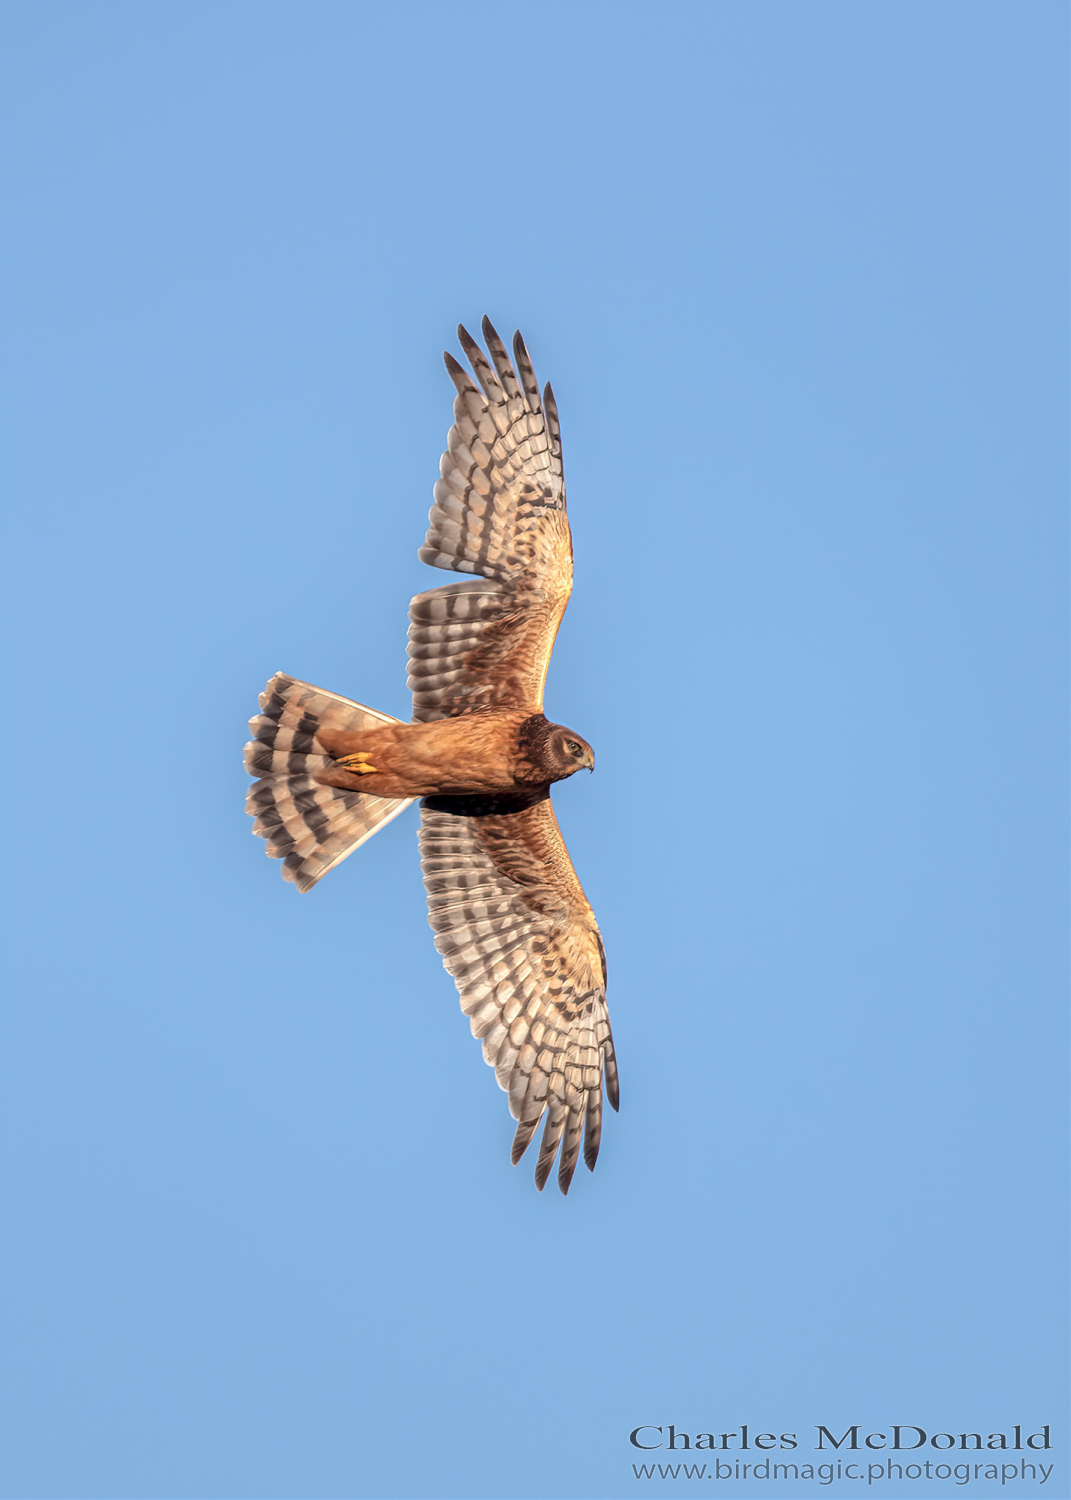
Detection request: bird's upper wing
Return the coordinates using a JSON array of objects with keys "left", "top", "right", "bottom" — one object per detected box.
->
[
  {"left": 419, "top": 791, "right": 618, "bottom": 1194},
  {"left": 408, "top": 317, "right": 573, "bottom": 723}
]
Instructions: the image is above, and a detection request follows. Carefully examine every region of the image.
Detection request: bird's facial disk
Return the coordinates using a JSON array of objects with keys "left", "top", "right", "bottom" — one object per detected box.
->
[{"left": 553, "top": 728, "right": 595, "bottom": 776}]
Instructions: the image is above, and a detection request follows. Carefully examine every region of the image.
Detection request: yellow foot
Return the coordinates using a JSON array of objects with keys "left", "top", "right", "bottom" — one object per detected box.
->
[{"left": 335, "top": 752, "right": 379, "bottom": 775}]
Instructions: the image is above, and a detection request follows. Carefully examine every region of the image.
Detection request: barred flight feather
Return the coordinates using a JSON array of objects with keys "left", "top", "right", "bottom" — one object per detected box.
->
[
  {"left": 244, "top": 673, "right": 414, "bottom": 892},
  {"left": 408, "top": 316, "right": 573, "bottom": 723},
  {"left": 418, "top": 793, "right": 617, "bottom": 1194}
]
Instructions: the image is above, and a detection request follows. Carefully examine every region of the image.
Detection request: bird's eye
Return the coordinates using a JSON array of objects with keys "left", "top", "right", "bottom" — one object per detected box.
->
[{"left": 565, "top": 740, "right": 583, "bottom": 756}]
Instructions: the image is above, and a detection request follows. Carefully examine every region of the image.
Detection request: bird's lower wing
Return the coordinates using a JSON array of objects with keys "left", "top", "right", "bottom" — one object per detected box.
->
[
  {"left": 409, "top": 317, "right": 573, "bottom": 722},
  {"left": 419, "top": 791, "right": 617, "bottom": 1194}
]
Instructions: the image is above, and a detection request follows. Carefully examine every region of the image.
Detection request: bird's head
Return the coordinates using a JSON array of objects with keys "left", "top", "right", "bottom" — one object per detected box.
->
[{"left": 544, "top": 724, "right": 595, "bottom": 779}]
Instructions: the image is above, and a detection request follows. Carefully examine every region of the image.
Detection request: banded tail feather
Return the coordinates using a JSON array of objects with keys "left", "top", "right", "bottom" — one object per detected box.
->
[{"left": 244, "top": 673, "right": 414, "bottom": 892}]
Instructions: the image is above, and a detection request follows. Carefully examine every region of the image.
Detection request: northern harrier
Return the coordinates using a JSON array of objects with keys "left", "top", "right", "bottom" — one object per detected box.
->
[{"left": 244, "top": 319, "right": 617, "bottom": 1193}]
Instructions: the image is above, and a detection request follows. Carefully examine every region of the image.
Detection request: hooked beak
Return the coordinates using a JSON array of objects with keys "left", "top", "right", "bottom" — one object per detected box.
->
[{"left": 583, "top": 750, "right": 595, "bottom": 773}]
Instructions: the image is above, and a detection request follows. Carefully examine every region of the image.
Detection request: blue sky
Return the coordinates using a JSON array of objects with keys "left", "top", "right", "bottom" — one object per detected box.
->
[{"left": 1, "top": 3, "right": 1066, "bottom": 1498}]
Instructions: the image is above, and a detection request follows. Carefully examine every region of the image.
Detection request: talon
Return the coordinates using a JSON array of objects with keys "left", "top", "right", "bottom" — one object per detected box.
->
[{"left": 336, "top": 752, "right": 379, "bottom": 774}]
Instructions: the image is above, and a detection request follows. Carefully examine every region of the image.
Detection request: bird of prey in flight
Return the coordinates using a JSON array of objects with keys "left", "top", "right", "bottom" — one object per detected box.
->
[{"left": 244, "top": 318, "right": 617, "bottom": 1193}]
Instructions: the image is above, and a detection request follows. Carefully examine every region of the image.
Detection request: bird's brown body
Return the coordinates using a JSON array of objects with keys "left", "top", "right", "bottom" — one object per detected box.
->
[
  {"left": 244, "top": 317, "right": 617, "bottom": 1194},
  {"left": 316, "top": 712, "right": 593, "bottom": 799}
]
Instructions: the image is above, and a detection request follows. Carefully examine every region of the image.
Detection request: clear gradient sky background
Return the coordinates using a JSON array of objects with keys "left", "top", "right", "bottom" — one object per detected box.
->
[{"left": 1, "top": 4, "right": 1066, "bottom": 1498}]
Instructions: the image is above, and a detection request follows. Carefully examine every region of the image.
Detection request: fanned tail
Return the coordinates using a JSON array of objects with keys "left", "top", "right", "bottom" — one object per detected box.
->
[{"left": 244, "top": 673, "right": 414, "bottom": 892}]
